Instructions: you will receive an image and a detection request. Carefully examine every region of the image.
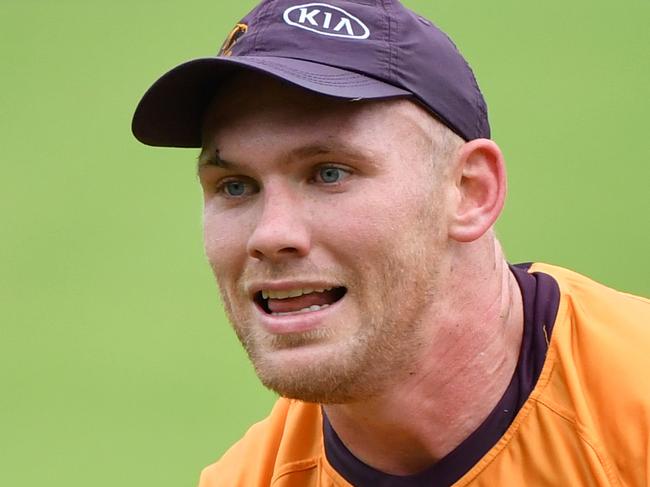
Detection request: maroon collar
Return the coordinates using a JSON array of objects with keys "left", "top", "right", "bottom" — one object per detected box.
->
[{"left": 323, "top": 263, "right": 561, "bottom": 486}]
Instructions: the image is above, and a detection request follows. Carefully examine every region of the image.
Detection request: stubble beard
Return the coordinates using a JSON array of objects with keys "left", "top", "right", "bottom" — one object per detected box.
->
[{"left": 216, "top": 242, "right": 441, "bottom": 405}]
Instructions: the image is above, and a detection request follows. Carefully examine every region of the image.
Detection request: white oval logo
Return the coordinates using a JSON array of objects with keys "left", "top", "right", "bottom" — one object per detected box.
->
[{"left": 283, "top": 3, "right": 370, "bottom": 40}]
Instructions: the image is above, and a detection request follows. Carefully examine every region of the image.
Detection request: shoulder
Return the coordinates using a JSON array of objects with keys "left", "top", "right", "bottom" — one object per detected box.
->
[
  {"left": 532, "top": 262, "right": 649, "bottom": 373},
  {"left": 530, "top": 263, "right": 650, "bottom": 482},
  {"left": 198, "top": 398, "right": 324, "bottom": 487},
  {"left": 530, "top": 262, "right": 649, "bottom": 341}
]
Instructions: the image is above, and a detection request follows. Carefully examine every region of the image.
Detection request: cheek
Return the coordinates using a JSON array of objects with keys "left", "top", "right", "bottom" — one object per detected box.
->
[
  {"left": 313, "top": 184, "right": 442, "bottom": 251},
  {"left": 203, "top": 209, "right": 248, "bottom": 281}
]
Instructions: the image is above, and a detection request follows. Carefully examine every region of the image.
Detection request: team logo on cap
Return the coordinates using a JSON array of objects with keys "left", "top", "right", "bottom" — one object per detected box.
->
[
  {"left": 283, "top": 3, "right": 370, "bottom": 39},
  {"left": 219, "top": 23, "right": 248, "bottom": 56}
]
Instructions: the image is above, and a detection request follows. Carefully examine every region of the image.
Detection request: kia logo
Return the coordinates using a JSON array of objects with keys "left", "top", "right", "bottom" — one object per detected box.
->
[{"left": 283, "top": 3, "right": 370, "bottom": 39}]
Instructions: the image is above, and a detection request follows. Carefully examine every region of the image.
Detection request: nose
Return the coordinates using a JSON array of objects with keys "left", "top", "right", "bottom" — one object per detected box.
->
[{"left": 246, "top": 184, "right": 311, "bottom": 261}]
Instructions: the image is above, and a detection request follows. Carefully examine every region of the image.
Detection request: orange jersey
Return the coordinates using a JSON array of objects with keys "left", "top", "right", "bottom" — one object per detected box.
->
[{"left": 199, "top": 263, "right": 650, "bottom": 486}]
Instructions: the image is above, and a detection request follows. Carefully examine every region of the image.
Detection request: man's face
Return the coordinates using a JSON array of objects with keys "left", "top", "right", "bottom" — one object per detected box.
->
[{"left": 199, "top": 75, "right": 456, "bottom": 403}]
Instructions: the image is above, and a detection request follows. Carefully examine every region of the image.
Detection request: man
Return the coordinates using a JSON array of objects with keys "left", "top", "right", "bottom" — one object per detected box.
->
[{"left": 132, "top": 0, "right": 650, "bottom": 485}]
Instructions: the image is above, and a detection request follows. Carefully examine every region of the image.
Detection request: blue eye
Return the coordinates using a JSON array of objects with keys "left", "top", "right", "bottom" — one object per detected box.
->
[
  {"left": 225, "top": 181, "right": 246, "bottom": 196},
  {"left": 317, "top": 166, "right": 347, "bottom": 184}
]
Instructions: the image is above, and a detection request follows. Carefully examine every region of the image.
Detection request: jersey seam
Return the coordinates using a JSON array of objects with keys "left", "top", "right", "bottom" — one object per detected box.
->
[
  {"left": 319, "top": 415, "right": 353, "bottom": 486},
  {"left": 529, "top": 263, "right": 622, "bottom": 486},
  {"left": 271, "top": 457, "right": 320, "bottom": 484},
  {"left": 535, "top": 398, "right": 621, "bottom": 487},
  {"left": 619, "top": 291, "right": 650, "bottom": 305},
  {"left": 452, "top": 358, "right": 559, "bottom": 485}
]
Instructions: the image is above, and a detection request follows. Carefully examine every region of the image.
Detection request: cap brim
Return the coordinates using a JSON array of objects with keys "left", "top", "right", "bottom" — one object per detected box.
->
[{"left": 132, "top": 56, "right": 411, "bottom": 147}]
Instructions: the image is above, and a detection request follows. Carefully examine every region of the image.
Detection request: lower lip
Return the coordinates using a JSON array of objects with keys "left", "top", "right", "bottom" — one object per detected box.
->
[{"left": 255, "top": 297, "right": 344, "bottom": 335}]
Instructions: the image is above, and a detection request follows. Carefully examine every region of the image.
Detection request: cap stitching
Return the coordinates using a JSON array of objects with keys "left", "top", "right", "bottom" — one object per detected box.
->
[
  {"left": 251, "top": 0, "right": 275, "bottom": 53},
  {"left": 249, "top": 57, "right": 385, "bottom": 87},
  {"left": 447, "top": 37, "right": 486, "bottom": 138},
  {"left": 438, "top": 29, "right": 486, "bottom": 140},
  {"left": 465, "top": 64, "right": 485, "bottom": 138},
  {"left": 379, "top": 0, "right": 391, "bottom": 84}
]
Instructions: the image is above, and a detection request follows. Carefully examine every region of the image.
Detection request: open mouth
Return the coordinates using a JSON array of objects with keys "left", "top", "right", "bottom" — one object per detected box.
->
[{"left": 254, "top": 287, "right": 347, "bottom": 316}]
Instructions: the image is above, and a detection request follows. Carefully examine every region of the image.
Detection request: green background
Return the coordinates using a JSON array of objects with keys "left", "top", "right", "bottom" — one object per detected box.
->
[{"left": 1, "top": 0, "right": 648, "bottom": 485}]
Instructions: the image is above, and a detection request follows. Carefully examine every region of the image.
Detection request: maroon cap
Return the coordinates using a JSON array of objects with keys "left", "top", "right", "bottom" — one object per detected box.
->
[{"left": 132, "top": 0, "right": 489, "bottom": 147}]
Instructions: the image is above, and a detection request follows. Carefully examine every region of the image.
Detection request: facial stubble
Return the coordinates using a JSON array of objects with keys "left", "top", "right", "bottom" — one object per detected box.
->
[{"left": 214, "top": 221, "right": 442, "bottom": 405}]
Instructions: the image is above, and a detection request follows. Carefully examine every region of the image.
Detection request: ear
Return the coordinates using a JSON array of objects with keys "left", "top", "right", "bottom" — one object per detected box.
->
[{"left": 447, "top": 139, "right": 507, "bottom": 242}]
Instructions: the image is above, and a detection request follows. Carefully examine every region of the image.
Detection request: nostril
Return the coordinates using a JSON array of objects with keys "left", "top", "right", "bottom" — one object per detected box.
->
[
  {"left": 250, "top": 248, "right": 265, "bottom": 260},
  {"left": 250, "top": 245, "right": 302, "bottom": 260}
]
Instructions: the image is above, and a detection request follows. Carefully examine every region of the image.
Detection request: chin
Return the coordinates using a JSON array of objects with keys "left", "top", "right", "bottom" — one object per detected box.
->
[{"left": 248, "top": 337, "right": 377, "bottom": 404}]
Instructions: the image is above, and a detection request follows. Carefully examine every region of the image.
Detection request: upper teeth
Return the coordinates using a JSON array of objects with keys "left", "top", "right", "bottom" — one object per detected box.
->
[{"left": 262, "top": 287, "right": 332, "bottom": 300}]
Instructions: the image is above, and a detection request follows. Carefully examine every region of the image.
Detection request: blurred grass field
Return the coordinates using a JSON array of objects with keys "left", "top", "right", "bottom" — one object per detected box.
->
[{"left": 1, "top": 0, "right": 648, "bottom": 485}]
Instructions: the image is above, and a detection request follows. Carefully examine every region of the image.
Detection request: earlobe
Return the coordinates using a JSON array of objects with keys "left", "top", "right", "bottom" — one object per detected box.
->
[{"left": 448, "top": 139, "right": 507, "bottom": 243}]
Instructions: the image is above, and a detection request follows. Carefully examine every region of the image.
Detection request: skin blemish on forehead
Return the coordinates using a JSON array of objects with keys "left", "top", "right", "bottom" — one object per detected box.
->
[
  {"left": 197, "top": 149, "right": 228, "bottom": 168},
  {"left": 196, "top": 147, "right": 255, "bottom": 173}
]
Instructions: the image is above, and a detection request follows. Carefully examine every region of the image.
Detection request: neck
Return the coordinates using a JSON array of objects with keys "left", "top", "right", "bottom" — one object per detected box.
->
[{"left": 323, "top": 236, "right": 523, "bottom": 475}]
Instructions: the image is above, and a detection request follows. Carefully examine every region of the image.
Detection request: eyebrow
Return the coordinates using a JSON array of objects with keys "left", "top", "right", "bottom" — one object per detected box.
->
[
  {"left": 291, "top": 142, "right": 380, "bottom": 169},
  {"left": 196, "top": 141, "right": 377, "bottom": 174},
  {"left": 291, "top": 143, "right": 360, "bottom": 159},
  {"left": 197, "top": 149, "right": 235, "bottom": 173}
]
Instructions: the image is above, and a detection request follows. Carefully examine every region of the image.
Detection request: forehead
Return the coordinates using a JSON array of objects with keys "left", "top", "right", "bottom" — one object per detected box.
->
[{"left": 201, "top": 71, "right": 436, "bottom": 156}]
